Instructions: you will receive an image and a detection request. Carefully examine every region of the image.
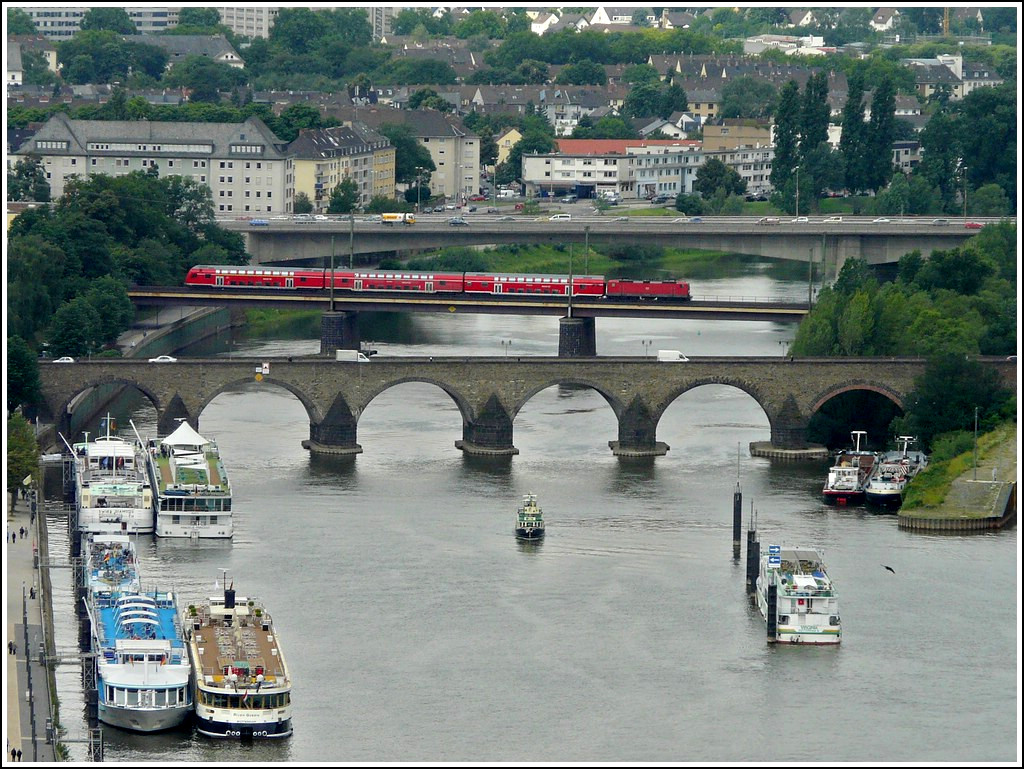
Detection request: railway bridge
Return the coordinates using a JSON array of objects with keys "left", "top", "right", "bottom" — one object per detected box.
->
[{"left": 37, "top": 357, "right": 1017, "bottom": 457}]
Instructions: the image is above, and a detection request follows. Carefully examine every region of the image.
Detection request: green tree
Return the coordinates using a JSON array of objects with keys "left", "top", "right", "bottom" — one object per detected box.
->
[
  {"left": 693, "top": 158, "right": 746, "bottom": 199},
  {"left": 49, "top": 297, "right": 102, "bottom": 357},
  {"left": 838, "top": 71, "right": 868, "bottom": 193},
  {"left": 177, "top": 8, "right": 221, "bottom": 28},
  {"left": 720, "top": 77, "right": 777, "bottom": 119},
  {"left": 968, "top": 184, "right": 1010, "bottom": 217},
  {"left": 623, "top": 63, "right": 661, "bottom": 85},
  {"left": 913, "top": 247, "right": 994, "bottom": 296},
  {"left": 165, "top": 56, "right": 245, "bottom": 103},
  {"left": 916, "top": 109, "right": 960, "bottom": 212},
  {"left": 80, "top": 7, "right": 136, "bottom": 34},
  {"left": 408, "top": 88, "right": 453, "bottom": 113},
  {"left": 7, "top": 155, "right": 51, "bottom": 203},
  {"left": 7, "top": 337, "right": 41, "bottom": 414},
  {"left": 293, "top": 192, "right": 314, "bottom": 214},
  {"left": 673, "top": 194, "right": 705, "bottom": 216},
  {"left": 83, "top": 277, "right": 134, "bottom": 346},
  {"left": 7, "top": 415, "right": 39, "bottom": 498},
  {"left": 21, "top": 50, "right": 58, "bottom": 88},
  {"left": 622, "top": 81, "right": 665, "bottom": 119},
  {"left": 378, "top": 124, "right": 436, "bottom": 185},
  {"left": 769, "top": 81, "right": 800, "bottom": 194},
  {"left": 7, "top": 8, "right": 37, "bottom": 34},
  {"left": 327, "top": 178, "right": 360, "bottom": 214},
  {"left": 957, "top": 83, "right": 1016, "bottom": 209},
  {"left": 799, "top": 71, "right": 829, "bottom": 160},
  {"left": 555, "top": 60, "right": 608, "bottom": 86},
  {"left": 900, "top": 355, "right": 1012, "bottom": 451},
  {"left": 864, "top": 77, "right": 897, "bottom": 191}
]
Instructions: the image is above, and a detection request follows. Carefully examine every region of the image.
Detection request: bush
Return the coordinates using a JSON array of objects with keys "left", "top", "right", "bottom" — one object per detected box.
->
[{"left": 927, "top": 430, "right": 975, "bottom": 463}]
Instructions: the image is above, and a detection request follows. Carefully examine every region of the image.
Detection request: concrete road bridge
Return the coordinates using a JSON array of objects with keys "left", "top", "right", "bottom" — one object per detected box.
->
[
  {"left": 37, "top": 356, "right": 1016, "bottom": 458},
  {"left": 222, "top": 215, "right": 999, "bottom": 272}
]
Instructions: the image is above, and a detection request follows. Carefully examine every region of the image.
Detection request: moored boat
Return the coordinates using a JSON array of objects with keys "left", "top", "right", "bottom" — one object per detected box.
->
[
  {"left": 515, "top": 493, "right": 545, "bottom": 540},
  {"left": 822, "top": 430, "right": 877, "bottom": 506},
  {"left": 68, "top": 416, "right": 154, "bottom": 535},
  {"left": 82, "top": 535, "right": 192, "bottom": 732},
  {"left": 864, "top": 436, "right": 929, "bottom": 508},
  {"left": 185, "top": 576, "right": 292, "bottom": 739},
  {"left": 145, "top": 421, "right": 233, "bottom": 539},
  {"left": 755, "top": 545, "right": 841, "bottom": 645}
]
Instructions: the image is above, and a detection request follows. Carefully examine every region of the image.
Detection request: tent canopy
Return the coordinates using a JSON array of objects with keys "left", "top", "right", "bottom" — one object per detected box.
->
[{"left": 162, "top": 421, "right": 209, "bottom": 448}]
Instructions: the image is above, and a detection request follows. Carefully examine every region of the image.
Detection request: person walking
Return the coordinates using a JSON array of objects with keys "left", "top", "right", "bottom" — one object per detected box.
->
[{"left": 16, "top": 748, "right": 22, "bottom": 761}]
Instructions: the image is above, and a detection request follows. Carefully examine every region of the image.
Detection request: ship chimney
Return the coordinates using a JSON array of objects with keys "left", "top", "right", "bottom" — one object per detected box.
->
[{"left": 224, "top": 587, "right": 236, "bottom": 609}]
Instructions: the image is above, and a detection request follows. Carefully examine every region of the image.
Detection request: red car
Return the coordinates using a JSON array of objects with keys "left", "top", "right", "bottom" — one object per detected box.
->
[
  {"left": 964, "top": 221, "right": 983, "bottom": 229},
  {"left": 469, "top": 195, "right": 487, "bottom": 201}
]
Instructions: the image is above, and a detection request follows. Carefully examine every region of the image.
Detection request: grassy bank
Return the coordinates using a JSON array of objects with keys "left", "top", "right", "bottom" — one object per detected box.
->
[{"left": 901, "top": 422, "right": 1017, "bottom": 511}]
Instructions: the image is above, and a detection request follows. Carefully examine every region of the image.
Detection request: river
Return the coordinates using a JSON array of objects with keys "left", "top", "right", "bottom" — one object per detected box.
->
[{"left": 46, "top": 259, "right": 1018, "bottom": 762}]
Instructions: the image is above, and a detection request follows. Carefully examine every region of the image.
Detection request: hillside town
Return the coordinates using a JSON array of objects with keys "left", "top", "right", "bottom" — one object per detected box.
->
[{"left": 6, "top": 6, "right": 1016, "bottom": 217}]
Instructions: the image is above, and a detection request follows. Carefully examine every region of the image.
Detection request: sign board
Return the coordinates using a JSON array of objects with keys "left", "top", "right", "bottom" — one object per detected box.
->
[
  {"left": 261, "top": 362, "right": 270, "bottom": 375},
  {"left": 768, "top": 545, "right": 781, "bottom": 554},
  {"left": 767, "top": 555, "right": 782, "bottom": 568}
]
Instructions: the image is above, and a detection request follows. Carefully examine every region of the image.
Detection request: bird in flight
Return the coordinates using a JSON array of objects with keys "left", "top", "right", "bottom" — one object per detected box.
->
[{"left": 882, "top": 565, "right": 896, "bottom": 574}]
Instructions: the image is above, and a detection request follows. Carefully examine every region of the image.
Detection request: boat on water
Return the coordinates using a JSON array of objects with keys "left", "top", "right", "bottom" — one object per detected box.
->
[
  {"left": 82, "top": 535, "right": 192, "bottom": 732},
  {"left": 755, "top": 545, "right": 841, "bottom": 645},
  {"left": 864, "top": 436, "right": 929, "bottom": 508},
  {"left": 185, "top": 575, "right": 292, "bottom": 739},
  {"left": 822, "top": 430, "right": 877, "bottom": 506},
  {"left": 145, "top": 421, "right": 233, "bottom": 539},
  {"left": 515, "top": 493, "right": 545, "bottom": 540},
  {"left": 67, "top": 416, "right": 154, "bottom": 535}
]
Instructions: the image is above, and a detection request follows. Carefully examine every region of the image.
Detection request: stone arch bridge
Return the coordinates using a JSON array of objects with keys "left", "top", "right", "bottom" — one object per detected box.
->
[{"left": 38, "top": 357, "right": 1016, "bottom": 457}]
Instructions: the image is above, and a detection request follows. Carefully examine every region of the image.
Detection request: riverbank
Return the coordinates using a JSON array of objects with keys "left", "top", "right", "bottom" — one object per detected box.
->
[{"left": 898, "top": 424, "right": 1018, "bottom": 532}]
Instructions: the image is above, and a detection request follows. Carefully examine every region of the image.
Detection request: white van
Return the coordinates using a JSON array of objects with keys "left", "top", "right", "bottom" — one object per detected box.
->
[
  {"left": 497, "top": 190, "right": 517, "bottom": 199},
  {"left": 549, "top": 213, "right": 571, "bottom": 221},
  {"left": 335, "top": 350, "right": 370, "bottom": 362},
  {"left": 656, "top": 350, "right": 689, "bottom": 362}
]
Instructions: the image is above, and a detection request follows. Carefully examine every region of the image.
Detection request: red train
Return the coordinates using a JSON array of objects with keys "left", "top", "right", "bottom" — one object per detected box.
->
[{"left": 184, "top": 266, "right": 691, "bottom": 300}]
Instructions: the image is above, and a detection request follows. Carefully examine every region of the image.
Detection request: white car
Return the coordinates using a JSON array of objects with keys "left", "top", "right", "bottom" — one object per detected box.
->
[
  {"left": 872, "top": 217, "right": 891, "bottom": 223},
  {"left": 822, "top": 216, "right": 843, "bottom": 223},
  {"left": 791, "top": 216, "right": 809, "bottom": 223},
  {"left": 53, "top": 356, "right": 75, "bottom": 363},
  {"left": 148, "top": 355, "right": 178, "bottom": 363},
  {"left": 313, "top": 214, "right": 329, "bottom": 221}
]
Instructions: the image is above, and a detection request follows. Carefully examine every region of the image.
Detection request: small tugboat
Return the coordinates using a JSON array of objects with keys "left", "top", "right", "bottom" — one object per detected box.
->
[
  {"left": 185, "top": 573, "right": 292, "bottom": 739},
  {"left": 864, "top": 436, "right": 929, "bottom": 508},
  {"left": 822, "top": 430, "right": 877, "bottom": 506},
  {"left": 755, "top": 545, "right": 841, "bottom": 645},
  {"left": 515, "top": 493, "right": 545, "bottom": 540}
]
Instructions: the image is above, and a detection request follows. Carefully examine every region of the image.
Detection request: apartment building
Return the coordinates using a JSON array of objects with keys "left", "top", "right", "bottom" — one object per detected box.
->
[
  {"left": 19, "top": 7, "right": 180, "bottom": 39},
  {"left": 16, "top": 113, "right": 295, "bottom": 213},
  {"left": 288, "top": 124, "right": 394, "bottom": 211}
]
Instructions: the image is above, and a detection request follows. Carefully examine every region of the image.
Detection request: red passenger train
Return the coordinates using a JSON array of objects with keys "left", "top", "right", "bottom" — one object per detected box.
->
[{"left": 184, "top": 266, "right": 691, "bottom": 300}]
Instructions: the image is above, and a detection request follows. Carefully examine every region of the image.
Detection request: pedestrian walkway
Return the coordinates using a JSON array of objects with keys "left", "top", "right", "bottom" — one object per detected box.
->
[{"left": 6, "top": 489, "right": 58, "bottom": 763}]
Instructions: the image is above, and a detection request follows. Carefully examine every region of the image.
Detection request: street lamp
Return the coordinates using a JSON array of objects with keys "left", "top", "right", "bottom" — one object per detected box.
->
[
  {"left": 641, "top": 339, "right": 652, "bottom": 357},
  {"left": 415, "top": 166, "right": 426, "bottom": 213},
  {"left": 584, "top": 225, "right": 590, "bottom": 274},
  {"left": 793, "top": 165, "right": 800, "bottom": 218},
  {"left": 500, "top": 339, "right": 512, "bottom": 357}
]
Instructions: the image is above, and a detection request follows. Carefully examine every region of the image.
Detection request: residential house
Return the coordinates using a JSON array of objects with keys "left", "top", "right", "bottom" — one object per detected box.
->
[
  {"left": 16, "top": 112, "right": 295, "bottom": 212},
  {"left": 870, "top": 8, "right": 900, "bottom": 32},
  {"left": 701, "top": 119, "right": 772, "bottom": 152},
  {"left": 20, "top": 7, "right": 180, "bottom": 40},
  {"left": 7, "top": 42, "right": 23, "bottom": 89},
  {"left": 788, "top": 9, "right": 817, "bottom": 28},
  {"left": 659, "top": 10, "right": 694, "bottom": 30},
  {"left": 7, "top": 35, "right": 59, "bottom": 75},
  {"left": 122, "top": 34, "right": 245, "bottom": 69},
  {"left": 589, "top": 7, "right": 653, "bottom": 26},
  {"left": 288, "top": 123, "right": 394, "bottom": 211},
  {"left": 495, "top": 127, "right": 523, "bottom": 168},
  {"left": 891, "top": 140, "right": 921, "bottom": 174},
  {"left": 531, "top": 12, "right": 560, "bottom": 35}
]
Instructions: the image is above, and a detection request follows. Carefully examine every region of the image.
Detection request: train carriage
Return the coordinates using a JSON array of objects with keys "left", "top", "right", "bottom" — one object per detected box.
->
[
  {"left": 185, "top": 266, "right": 325, "bottom": 289},
  {"left": 464, "top": 273, "right": 605, "bottom": 296},
  {"left": 329, "top": 271, "right": 464, "bottom": 293},
  {"left": 606, "top": 278, "right": 691, "bottom": 300}
]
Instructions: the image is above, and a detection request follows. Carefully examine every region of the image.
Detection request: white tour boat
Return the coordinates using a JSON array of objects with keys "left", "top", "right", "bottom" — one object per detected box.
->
[
  {"left": 67, "top": 416, "right": 154, "bottom": 535},
  {"left": 822, "top": 430, "right": 877, "bottom": 506},
  {"left": 515, "top": 493, "right": 545, "bottom": 540},
  {"left": 82, "top": 535, "right": 192, "bottom": 732},
  {"left": 756, "top": 545, "right": 841, "bottom": 645},
  {"left": 144, "top": 421, "right": 233, "bottom": 539},
  {"left": 864, "top": 436, "right": 929, "bottom": 508},
  {"left": 185, "top": 575, "right": 292, "bottom": 739}
]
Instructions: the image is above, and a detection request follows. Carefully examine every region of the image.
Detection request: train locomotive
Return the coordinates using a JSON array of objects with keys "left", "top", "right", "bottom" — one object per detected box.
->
[{"left": 184, "top": 266, "right": 691, "bottom": 301}]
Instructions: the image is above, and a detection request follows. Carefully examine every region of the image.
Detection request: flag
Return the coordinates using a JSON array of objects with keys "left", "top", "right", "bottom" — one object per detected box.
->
[{"left": 242, "top": 690, "right": 249, "bottom": 702}]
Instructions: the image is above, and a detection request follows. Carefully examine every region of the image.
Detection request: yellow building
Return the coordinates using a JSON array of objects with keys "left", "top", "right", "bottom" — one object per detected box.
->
[{"left": 289, "top": 124, "right": 395, "bottom": 211}]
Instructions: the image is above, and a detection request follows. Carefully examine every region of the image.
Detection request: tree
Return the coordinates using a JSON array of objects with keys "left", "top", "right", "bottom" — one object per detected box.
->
[
  {"left": 378, "top": 124, "right": 435, "bottom": 185},
  {"left": 327, "top": 178, "right": 360, "bottom": 214},
  {"left": 693, "top": 159, "right": 746, "bottom": 199},
  {"left": 177, "top": 8, "right": 221, "bottom": 28},
  {"left": 720, "top": 77, "right": 777, "bottom": 119},
  {"left": 622, "top": 63, "right": 661, "bottom": 85},
  {"left": 838, "top": 71, "right": 868, "bottom": 193},
  {"left": 49, "top": 297, "right": 102, "bottom": 357},
  {"left": 165, "top": 56, "right": 246, "bottom": 103},
  {"left": 408, "top": 88, "right": 453, "bottom": 113},
  {"left": 555, "top": 60, "right": 607, "bottom": 86},
  {"left": 770, "top": 81, "right": 800, "bottom": 194},
  {"left": 968, "top": 184, "right": 1010, "bottom": 217},
  {"left": 864, "top": 77, "right": 897, "bottom": 191},
  {"left": 916, "top": 109, "right": 960, "bottom": 212},
  {"left": 7, "top": 337, "right": 41, "bottom": 414},
  {"left": 900, "top": 355, "right": 1012, "bottom": 452},
  {"left": 293, "top": 192, "right": 313, "bottom": 214},
  {"left": 7, "top": 155, "right": 51, "bottom": 203},
  {"left": 80, "top": 7, "right": 136, "bottom": 34},
  {"left": 622, "top": 82, "right": 665, "bottom": 119},
  {"left": 674, "top": 194, "right": 705, "bottom": 216},
  {"left": 799, "top": 71, "right": 829, "bottom": 160},
  {"left": 7, "top": 415, "right": 39, "bottom": 498},
  {"left": 7, "top": 8, "right": 37, "bottom": 35}
]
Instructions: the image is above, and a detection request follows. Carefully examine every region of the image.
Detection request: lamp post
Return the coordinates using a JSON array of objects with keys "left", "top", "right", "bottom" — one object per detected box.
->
[
  {"left": 415, "top": 167, "right": 424, "bottom": 213},
  {"left": 973, "top": 406, "right": 979, "bottom": 480},
  {"left": 793, "top": 165, "right": 800, "bottom": 218},
  {"left": 641, "top": 339, "right": 652, "bottom": 357},
  {"left": 962, "top": 162, "right": 968, "bottom": 221},
  {"left": 500, "top": 339, "right": 512, "bottom": 357},
  {"left": 584, "top": 225, "right": 590, "bottom": 274}
]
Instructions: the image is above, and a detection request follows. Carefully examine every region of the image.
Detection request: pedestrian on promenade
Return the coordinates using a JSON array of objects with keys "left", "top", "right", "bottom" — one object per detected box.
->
[
  {"left": 11, "top": 747, "right": 16, "bottom": 762},
  {"left": 20, "top": 526, "right": 25, "bottom": 538},
  {"left": 16, "top": 748, "right": 22, "bottom": 761},
  {"left": 7, "top": 641, "right": 12, "bottom": 654}
]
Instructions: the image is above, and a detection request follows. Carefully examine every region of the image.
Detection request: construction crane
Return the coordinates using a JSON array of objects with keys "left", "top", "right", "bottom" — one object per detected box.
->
[{"left": 943, "top": 7, "right": 950, "bottom": 36}]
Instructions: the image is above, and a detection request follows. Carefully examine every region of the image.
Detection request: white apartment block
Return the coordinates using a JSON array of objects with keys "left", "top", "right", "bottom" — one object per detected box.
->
[
  {"left": 419, "top": 133, "right": 480, "bottom": 202},
  {"left": 704, "top": 147, "right": 774, "bottom": 197},
  {"left": 522, "top": 152, "right": 633, "bottom": 199},
  {"left": 17, "top": 113, "right": 295, "bottom": 213},
  {"left": 19, "top": 7, "right": 181, "bottom": 39},
  {"left": 215, "top": 6, "right": 279, "bottom": 39}
]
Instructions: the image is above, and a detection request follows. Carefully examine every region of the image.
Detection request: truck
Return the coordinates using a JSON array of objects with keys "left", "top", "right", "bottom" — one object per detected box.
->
[
  {"left": 335, "top": 350, "right": 370, "bottom": 362},
  {"left": 657, "top": 350, "right": 689, "bottom": 362},
  {"left": 381, "top": 212, "right": 416, "bottom": 226}
]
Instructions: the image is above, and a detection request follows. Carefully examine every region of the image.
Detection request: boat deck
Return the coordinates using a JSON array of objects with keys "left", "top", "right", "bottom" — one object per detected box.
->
[
  {"left": 189, "top": 598, "right": 287, "bottom": 690},
  {"left": 153, "top": 451, "right": 228, "bottom": 494}
]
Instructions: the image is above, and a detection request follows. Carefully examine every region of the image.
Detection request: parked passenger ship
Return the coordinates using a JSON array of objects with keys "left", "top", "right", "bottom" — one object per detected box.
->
[
  {"left": 755, "top": 545, "right": 841, "bottom": 645},
  {"left": 145, "top": 421, "right": 233, "bottom": 539},
  {"left": 864, "top": 436, "right": 929, "bottom": 508},
  {"left": 515, "top": 493, "right": 545, "bottom": 540},
  {"left": 67, "top": 416, "right": 154, "bottom": 535},
  {"left": 82, "top": 535, "right": 192, "bottom": 731},
  {"left": 822, "top": 430, "right": 877, "bottom": 506},
  {"left": 185, "top": 577, "right": 292, "bottom": 739}
]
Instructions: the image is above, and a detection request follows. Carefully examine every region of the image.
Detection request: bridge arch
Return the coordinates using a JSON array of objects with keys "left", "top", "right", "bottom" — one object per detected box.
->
[
  {"left": 53, "top": 376, "right": 165, "bottom": 438},
  {"left": 809, "top": 382, "right": 905, "bottom": 414},
  {"left": 195, "top": 376, "right": 325, "bottom": 424},
  {"left": 511, "top": 377, "right": 626, "bottom": 420}
]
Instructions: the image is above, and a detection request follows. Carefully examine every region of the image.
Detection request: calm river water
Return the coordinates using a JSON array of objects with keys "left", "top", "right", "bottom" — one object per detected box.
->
[{"left": 47, "top": 261, "right": 1018, "bottom": 762}]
